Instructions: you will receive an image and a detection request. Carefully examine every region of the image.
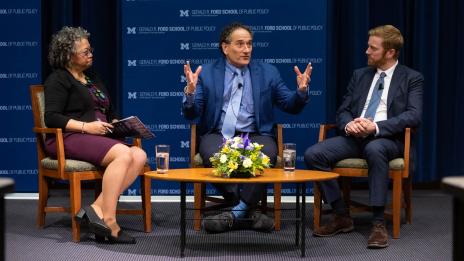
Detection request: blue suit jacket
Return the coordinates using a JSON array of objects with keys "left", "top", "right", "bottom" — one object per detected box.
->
[
  {"left": 336, "top": 64, "right": 424, "bottom": 141},
  {"left": 182, "top": 58, "right": 309, "bottom": 136}
]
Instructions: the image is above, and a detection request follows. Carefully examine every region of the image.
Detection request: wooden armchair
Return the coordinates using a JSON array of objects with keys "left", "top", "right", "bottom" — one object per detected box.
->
[
  {"left": 313, "top": 124, "right": 414, "bottom": 238},
  {"left": 191, "top": 124, "right": 283, "bottom": 231},
  {"left": 30, "top": 85, "right": 152, "bottom": 242}
]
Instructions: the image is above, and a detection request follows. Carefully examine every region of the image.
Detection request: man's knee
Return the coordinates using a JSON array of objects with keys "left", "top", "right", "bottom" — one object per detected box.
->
[
  {"left": 363, "top": 140, "right": 389, "bottom": 160},
  {"left": 304, "top": 144, "right": 324, "bottom": 167}
]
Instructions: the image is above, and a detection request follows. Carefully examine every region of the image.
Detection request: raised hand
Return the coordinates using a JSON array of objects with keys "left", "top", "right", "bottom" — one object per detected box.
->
[
  {"left": 294, "top": 62, "right": 312, "bottom": 92},
  {"left": 183, "top": 61, "right": 202, "bottom": 94}
]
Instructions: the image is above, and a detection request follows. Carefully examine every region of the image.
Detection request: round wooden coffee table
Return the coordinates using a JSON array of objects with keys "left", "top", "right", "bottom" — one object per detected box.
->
[{"left": 145, "top": 168, "right": 338, "bottom": 257}]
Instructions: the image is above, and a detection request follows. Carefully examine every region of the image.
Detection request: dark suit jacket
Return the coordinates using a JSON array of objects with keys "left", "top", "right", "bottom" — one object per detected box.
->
[
  {"left": 336, "top": 64, "right": 423, "bottom": 141},
  {"left": 44, "top": 68, "right": 117, "bottom": 129},
  {"left": 182, "top": 58, "right": 309, "bottom": 136}
]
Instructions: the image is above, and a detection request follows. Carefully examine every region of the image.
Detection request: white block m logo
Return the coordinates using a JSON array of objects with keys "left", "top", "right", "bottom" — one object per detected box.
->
[
  {"left": 179, "top": 10, "right": 189, "bottom": 17},
  {"left": 180, "top": 43, "right": 189, "bottom": 50},
  {"left": 126, "top": 27, "right": 136, "bottom": 34},
  {"left": 180, "top": 140, "right": 190, "bottom": 148},
  {"left": 128, "top": 92, "right": 137, "bottom": 99}
]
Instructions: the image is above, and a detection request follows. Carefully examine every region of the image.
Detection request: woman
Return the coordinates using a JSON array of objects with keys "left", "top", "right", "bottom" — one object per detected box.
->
[{"left": 44, "top": 26, "right": 146, "bottom": 244}]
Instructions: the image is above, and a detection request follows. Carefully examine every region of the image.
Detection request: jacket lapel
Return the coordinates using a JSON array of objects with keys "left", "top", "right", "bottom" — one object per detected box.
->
[
  {"left": 387, "top": 64, "right": 405, "bottom": 110},
  {"left": 357, "top": 68, "right": 376, "bottom": 117},
  {"left": 250, "top": 61, "right": 261, "bottom": 128},
  {"left": 213, "top": 59, "right": 226, "bottom": 128}
]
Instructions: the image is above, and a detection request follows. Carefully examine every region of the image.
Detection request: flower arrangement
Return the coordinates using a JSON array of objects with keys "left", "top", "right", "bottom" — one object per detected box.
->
[{"left": 210, "top": 133, "right": 271, "bottom": 178}]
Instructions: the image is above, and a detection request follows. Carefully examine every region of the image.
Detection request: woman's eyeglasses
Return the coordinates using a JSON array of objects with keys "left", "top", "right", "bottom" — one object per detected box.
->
[{"left": 76, "top": 47, "right": 94, "bottom": 57}]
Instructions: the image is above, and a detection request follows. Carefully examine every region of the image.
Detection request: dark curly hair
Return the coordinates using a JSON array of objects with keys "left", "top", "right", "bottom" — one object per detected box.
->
[
  {"left": 48, "top": 26, "right": 90, "bottom": 69},
  {"left": 219, "top": 22, "right": 253, "bottom": 56}
]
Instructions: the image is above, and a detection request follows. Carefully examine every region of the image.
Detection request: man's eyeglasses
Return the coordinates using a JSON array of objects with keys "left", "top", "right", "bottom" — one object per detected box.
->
[
  {"left": 229, "top": 41, "right": 253, "bottom": 49},
  {"left": 76, "top": 47, "right": 94, "bottom": 57}
]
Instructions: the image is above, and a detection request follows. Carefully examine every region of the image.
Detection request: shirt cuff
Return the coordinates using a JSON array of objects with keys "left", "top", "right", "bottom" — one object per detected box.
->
[
  {"left": 344, "top": 123, "right": 350, "bottom": 136},
  {"left": 374, "top": 122, "right": 380, "bottom": 136},
  {"left": 182, "top": 93, "right": 195, "bottom": 105}
]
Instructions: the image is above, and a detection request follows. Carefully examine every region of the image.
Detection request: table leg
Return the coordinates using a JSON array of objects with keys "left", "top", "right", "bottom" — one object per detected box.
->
[
  {"left": 295, "top": 183, "right": 300, "bottom": 246},
  {"left": 301, "top": 182, "right": 306, "bottom": 257},
  {"left": 180, "top": 182, "right": 186, "bottom": 258}
]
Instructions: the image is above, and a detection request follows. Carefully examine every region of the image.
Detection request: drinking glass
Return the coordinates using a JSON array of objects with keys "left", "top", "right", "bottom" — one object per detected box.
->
[
  {"left": 155, "top": 144, "right": 170, "bottom": 173},
  {"left": 283, "top": 143, "right": 296, "bottom": 173}
]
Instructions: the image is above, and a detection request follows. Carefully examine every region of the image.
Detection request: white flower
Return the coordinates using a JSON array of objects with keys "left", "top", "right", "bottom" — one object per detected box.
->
[
  {"left": 252, "top": 142, "right": 260, "bottom": 147},
  {"left": 243, "top": 158, "right": 252, "bottom": 168},
  {"left": 220, "top": 154, "right": 227, "bottom": 163},
  {"left": 231, "top": 142, "right": 239, "bottom": 149},
  {"left": 233, "top": 136, "right": 242, "bottom": 144}
]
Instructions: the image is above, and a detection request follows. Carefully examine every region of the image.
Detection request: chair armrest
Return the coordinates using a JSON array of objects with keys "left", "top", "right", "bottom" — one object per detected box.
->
[
  {"left": 190, "top": 124, "right": 197, "bottom": 167},
  {"left": 318, "top": 124, "right": 337, "bottom": 142},
  {"left": 131, "top": 137, "right": 143, "bottom": 148},
  {"left": 403, "top": 128, "right": 411, "bottom": 176},
  {"left": 33, "top": 127, "right": 62, "bottom": 134},
  {"left": 33, "top": 127, "right": 66, "bottom": 176},
  {"left": 276, "top": 124, "right": 283, "bottom": 159}
]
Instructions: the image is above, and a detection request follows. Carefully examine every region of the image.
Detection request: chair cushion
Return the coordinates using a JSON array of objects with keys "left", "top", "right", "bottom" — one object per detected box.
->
[
  {"left": 41, "top": 157, "right": 100, "bottom": 171},
  {"left": 335, "top": 158, "right": 405, "bottom": 170},
  {"left": 193, "top": 153, "right": 283, "bottom": 168}
]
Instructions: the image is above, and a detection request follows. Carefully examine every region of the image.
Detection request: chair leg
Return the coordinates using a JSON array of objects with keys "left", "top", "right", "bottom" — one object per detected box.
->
[
  {"left": 274, "top": 183, "right": 281, "bottom": 231},
  {"left": 341, "top": 177, "right": 352, "bottom": 208},
  {"left": 36, "top": 173, "right": 48, "bottom": 228},
  {"left": 69, "top": 174, "right": 82, "bottom": 242},
  {"left": 403, "top": 177, "right": 412, "bottom": 224},
  {"left": 313, "top": 183, "right": 321, "bottom": 230},
  {"left": 193, "top": 183, "right": 203, "bottom": 231},
  {"left": 392, "top": 174, "right": 402, "bottom": 239},
  {"left": 141, "top": 173, "right": 152, "bottom": 232}
]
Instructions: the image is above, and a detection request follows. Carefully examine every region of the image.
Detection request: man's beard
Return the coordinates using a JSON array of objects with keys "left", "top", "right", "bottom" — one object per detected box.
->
[{"left": 367, "top": 54, "right": 387, "bottom": 68}]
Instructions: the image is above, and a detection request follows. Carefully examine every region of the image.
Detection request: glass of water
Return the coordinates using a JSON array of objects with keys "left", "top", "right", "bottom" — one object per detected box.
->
[
  {"left": 283, "top": 143, "right": 296, "bottom": 173},
  {"left": 155, "top": 144, "right": 170, "bottom": 173}
]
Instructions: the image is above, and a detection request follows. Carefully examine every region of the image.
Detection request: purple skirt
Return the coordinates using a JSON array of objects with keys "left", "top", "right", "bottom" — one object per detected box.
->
[{"left": 45, "top": 133, "right": 124, "bottom": 166}]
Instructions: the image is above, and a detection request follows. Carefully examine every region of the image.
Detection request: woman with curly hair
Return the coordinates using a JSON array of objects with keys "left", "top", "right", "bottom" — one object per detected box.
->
[{"left": 44, "top": 26, "right": 146, "bottom": 244}]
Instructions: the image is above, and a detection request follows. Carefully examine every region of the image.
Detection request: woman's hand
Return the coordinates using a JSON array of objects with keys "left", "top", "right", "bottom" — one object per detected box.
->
[{"left": 83, "top": 121, "right": 114, "bottom": 135}]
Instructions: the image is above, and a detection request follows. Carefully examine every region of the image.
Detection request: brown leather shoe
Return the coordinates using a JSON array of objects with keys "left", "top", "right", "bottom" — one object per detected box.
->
[
  {"left": 367, "top": 222, "right": 389, "bottom": 248},
  {"left": 313, "top": 214, "right": 354, "bottom": 237}
]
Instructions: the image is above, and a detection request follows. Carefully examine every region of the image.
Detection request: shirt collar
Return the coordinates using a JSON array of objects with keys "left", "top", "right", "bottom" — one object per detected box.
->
[
  {"left": 377, "top": 60, "right": 398, "bottom": 78},
  {"left": 225, "top": 61, "right": 248, "bottom": 75}
]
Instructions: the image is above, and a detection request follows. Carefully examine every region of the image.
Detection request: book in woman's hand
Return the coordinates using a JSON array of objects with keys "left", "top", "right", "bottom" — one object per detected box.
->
[{"left": 109, "top": 116, "right": 155, "bottom": 139}]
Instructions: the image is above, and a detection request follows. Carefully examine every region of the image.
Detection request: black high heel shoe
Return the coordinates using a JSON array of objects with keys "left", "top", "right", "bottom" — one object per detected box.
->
[
  {"left": 84, "top": 206, "right": 112, "bottom": 237},
  {"left": 75, "top": 206, "right": 112, "bottom": 238},
  {"left": 75, "top": 208, "right": 87, "bottom": 223},
  {"left": 107, "top": 230, "right": 136, "bottom": 244}
]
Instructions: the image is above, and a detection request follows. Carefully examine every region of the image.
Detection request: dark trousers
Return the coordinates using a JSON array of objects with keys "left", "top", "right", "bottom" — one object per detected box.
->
[
  {"left": 304, "top": 135, "right": 402, "bottom": 207},
  {"left": 199, "top": 132, "right": 277, "bottom": 207}
]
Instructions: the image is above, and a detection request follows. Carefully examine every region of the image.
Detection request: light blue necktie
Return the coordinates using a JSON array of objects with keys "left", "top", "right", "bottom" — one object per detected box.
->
[
  {"left": 221, "top": 70, "right": 244, "bottom": 139},
  {"left": 364, "top": 72, "right": 386, "bottom": 120}
]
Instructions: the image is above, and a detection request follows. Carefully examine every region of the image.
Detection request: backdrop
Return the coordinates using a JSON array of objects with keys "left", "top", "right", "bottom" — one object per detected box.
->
[
  {"left": 0, "top": 1, "right": 41, "bottom": 191},
  {"left": 1, "top": 0, "right": 463, "bottom": 193}
]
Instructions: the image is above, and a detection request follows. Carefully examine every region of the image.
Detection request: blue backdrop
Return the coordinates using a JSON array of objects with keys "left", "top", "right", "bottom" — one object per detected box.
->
[
  {"left": 0, "top": 1, "right": 41, "bottom": 191},
  {"left": 3, "top": 0, "right": 462, "bottom": 193},
  {"left": 121, "top": 0, "right": 327, "bottom": 195}
]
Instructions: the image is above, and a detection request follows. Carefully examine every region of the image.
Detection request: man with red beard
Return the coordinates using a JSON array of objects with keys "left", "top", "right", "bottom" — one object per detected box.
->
[{"left": 304, "top": 25, "right": 423, "bottom": 248}]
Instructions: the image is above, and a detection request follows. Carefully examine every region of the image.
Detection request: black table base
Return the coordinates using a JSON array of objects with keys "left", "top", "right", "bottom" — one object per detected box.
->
[{"left": 179, "top": 181, "right": 308, "bottom": 258}]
